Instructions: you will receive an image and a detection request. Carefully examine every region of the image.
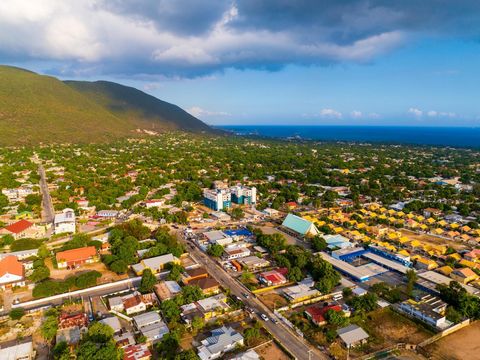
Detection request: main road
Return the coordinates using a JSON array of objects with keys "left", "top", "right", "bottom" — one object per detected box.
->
[
  {"left": 177, "top": 231, "right": 327, "bottom": 360},
  {"left": 38, "top": 163, "right": 55, "bottom": 224}
]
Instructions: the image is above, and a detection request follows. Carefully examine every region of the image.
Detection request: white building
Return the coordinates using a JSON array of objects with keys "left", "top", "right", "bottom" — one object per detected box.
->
[
  {"left": 197, "top": 326, "right": 244, "bottom": 360},
  {"left": 203, "top": 189, "right": 232, "bottom": 211},
  {"left": 230, "top": 186, "right": 257, "bottom": 205},
  {"left": 54, "top": 208, "right": 76, "bottom": 234},
  {"left": 0, "top": 341, "right": 35, "bottom": 360}
]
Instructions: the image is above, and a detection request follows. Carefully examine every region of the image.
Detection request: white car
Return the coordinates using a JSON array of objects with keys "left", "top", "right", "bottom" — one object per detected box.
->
[{"left": 260, "top": 314, "right": 269, "bottom": 321}]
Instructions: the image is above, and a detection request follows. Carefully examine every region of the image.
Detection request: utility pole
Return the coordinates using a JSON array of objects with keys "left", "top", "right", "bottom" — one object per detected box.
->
[{"left": 308, "top": 349, "right": 313, "bottom": 360}]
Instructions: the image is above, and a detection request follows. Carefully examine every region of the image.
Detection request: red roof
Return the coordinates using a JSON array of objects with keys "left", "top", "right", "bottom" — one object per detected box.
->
[
  {"left": 0, "top": 255, "right": 24, "bottom": 278},
  {"left": 124, "top": 344, "right": 151, "bottom": 360},
  {"left": 260, "top": 269, "right": 287, "bottom": 285},
  {"left": 56, "top": 246, "right": 97, "bottom": 263},
  {"left": 286, "top": 202, "right": 297, "bottom": 207},
  {"left": 305, "top": 304, "right": 342, "bottom": 324},
  {"left": 4, "top": 220, "right": 33, "bottom": 234}
]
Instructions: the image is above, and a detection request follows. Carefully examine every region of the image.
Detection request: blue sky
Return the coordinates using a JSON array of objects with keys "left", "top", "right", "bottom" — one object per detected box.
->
[{"left": 2, "top": 1, "right": 480, "bottom": 126}]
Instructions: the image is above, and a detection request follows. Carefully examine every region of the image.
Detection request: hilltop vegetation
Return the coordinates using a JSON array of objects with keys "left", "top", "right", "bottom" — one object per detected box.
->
[{"left": 0, "top": 65, "right": 211, "bottom": 145}]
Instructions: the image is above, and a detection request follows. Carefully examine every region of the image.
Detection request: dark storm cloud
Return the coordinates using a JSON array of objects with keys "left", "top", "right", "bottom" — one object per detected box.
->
[{"left": 1, "top": 0, "right": 480, "bottom": 77}]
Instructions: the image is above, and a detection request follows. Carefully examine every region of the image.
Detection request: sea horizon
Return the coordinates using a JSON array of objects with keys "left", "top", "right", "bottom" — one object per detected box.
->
[{"left": 217, "top": 125, "right": 480, "bottom": 148}]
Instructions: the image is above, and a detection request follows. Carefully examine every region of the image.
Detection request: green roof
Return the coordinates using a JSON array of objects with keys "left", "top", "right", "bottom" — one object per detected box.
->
[{"left": 282, "top": 213, "right": 318, "bottom": 235}]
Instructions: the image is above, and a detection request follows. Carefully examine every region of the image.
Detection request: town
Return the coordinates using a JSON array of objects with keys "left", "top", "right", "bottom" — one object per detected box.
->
[{"left": 0, "top": 134, "right": 479, "bottom": 360}]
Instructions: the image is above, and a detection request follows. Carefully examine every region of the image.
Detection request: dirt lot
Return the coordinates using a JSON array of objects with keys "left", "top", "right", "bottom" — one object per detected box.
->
[
  {"left": 256, "top": 225, "right": 303, "bottom": 246},
  {"left": 399, "top": 229, "right": 467, "bottom": 251},
  {"left": 46, "top": 258, "right": 128, "bottom": 283},
  {"left": 424, "top": 321, "right": 480, "bottom": 360},
  {"left": 252, "top": 341, "right": 292, "bottom": 360},
  {"left": 258, "top": 291, "right": 289, "bottom": 311},
  {"left": 350, "top": 308, "right": 433, "bottom": 357}
]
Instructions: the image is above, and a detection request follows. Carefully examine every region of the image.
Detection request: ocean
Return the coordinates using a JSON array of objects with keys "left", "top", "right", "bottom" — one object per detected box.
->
[{"left": 218, "top": 125, "right": 480, "bottom": 148}]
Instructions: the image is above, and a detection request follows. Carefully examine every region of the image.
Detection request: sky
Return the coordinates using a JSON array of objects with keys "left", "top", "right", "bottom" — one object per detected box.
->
[{"left": 1, "top": 1, "right": 480, "bottom": 126}]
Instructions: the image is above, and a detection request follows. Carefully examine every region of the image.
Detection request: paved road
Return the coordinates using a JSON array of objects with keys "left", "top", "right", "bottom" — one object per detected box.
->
[
  {"left": 38, "top": 164, "right": 55, "bottom": 224},
  {"left": 179, "top": 233, "right": 326, "bottom": 360}
]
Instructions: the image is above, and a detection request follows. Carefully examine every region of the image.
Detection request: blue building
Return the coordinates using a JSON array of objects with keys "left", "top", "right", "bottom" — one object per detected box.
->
[{"left": 203, "top": 189, "right": 231, "bottom": 211}]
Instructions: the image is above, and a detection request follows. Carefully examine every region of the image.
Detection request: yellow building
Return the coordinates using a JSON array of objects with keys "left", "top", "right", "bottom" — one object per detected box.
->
[
  {"left": 437, "top": 265, "right": 453, "bottom": 276},
  {"left": 451, "top": 268, "right": 479, "bottom": 284}
]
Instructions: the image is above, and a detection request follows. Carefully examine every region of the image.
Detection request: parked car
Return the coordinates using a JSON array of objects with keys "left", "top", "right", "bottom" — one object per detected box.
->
[{"left": 260, "top": 313, "right": 269, "bottom": 321}]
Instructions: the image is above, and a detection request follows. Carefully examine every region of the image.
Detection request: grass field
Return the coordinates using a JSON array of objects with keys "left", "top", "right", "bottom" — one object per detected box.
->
[{"left": 258, "top": 291, "right": 289, "bottom": 311}]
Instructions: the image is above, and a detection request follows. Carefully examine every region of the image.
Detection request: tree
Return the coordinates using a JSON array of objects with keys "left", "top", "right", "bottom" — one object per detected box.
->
[
  {"left": 161, "top": 299, "right": 181, "bottom": 322},
  {"left": 29, "top": 265, "right": 50, "bottom": 282},
  {"left": 324, "top": 309, "right": 349, "bottom": 327},
  {"left": 37, "top": 244, "right": 50, "bottom": 258},
  {"left": 109, "top": 259, "right": 128, "bottom": 274},
  {"left": 406, "top": 269, "right": 417, "bottom": 297},
  {"left": 182, "top": 285, "right": 203, "bottom": 303},
  {"left": 311, "top": 236, "right": 327, "bottom": 252},
  {"left": 41, "top": 313, "right": 58, "bottom": 341},
  {"left": 175, "top": 349, "right": 200, "bottom": 360},
  {"left": 231, "top": 207, "right": 244, "bottom": 220},
  {"left": 287, "top": 266, "right": 304, "bottom": 282},
  {"left": 75, "top": 271, "right": 101, "bottom": 289},
  {"left": 191, "top": 316, "right": 205, "bottom": 332},
  {"left": 9, "top": 308, "right": 25, "bottom": 320},
  {"left": 167, "top": 263, "right": 184, "bottom": 282},
  {"left": 85, "top": 322, "right": 114, "bottom": 343},
  {"left": 139, "top": 268, "right": 157, "bottom": 293},
  {"left": 53, "top": 341, "right": 70, "bottom": 360},
  {"left": 207, "top": 244, "right": 224, "bottom": 257},
  {"left": 156, "top": 332, "right": 180, "bottom": 359}
]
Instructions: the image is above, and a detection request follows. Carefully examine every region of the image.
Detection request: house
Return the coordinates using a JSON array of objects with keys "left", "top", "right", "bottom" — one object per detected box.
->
[
  {"left": 0, "top": 220, "right": 39, "bottom": 239},
  {"left": 203, "top": 231, "right": 232, "bottom": 246},
  {"left": 114, "top": 331, "right": 136, "bottom": 348},
  {"left": 154, "top": 281, "right": 182, "bottom": 301},
  {"left": 337, "top": 324, "right": 369, "bottom": 348},
  {"left": 324, "top": 234, "right": 353, "bottom": 250},
  {"left": 222, "top": 246, "right": 251, "bottom": 260},
  {"left": 305, "top": 304, "right": 345, "bottom": 326},
  {"left": 0, "top": 255, "right": 25, "bottom": 289},
  {"left": 464, "top": 249, "right": 480, "bottom": 262},
  {"left": 144, "top": 199, "right": 163, "bottom": 208},
  {"left": 181, "top": 267, "right": 209, "bottom": 285},
  {"left": 75, "top": 198, "right": 89, "bottom": 209},
  {"left": 58, "top": 312, "right": 89, "bottom": 330},
  {"left": 0, "top": 341, "right": 35, "bottom": 360},
  {"left": 54, "top": 208, "right": 76, "bottom": 234},
  {"left": 281, "top": 214, "right": 319, "bottom": 237},
  {"left": 124, "top": 344, "right": 152, "bottom": 360},
  {"left": 131, "top": 253, "right": 180, "bottom": 275},
  {"left": 188, "top": 277, "right": 220, "bottom": 295},
  {"left": 55, "top": 246, "right": 98, "bottom": 269},
  {"left": 451, "top": 268, "right": 478, "bottom": 284},
  {"left": 97, "top": 210, "right": 119, "bottom": 219},
  {"left": 237, "top": 256, "right": 270, "bottom": 269},
  {"left": 415, "top": 257, "right": 438, "bottom": 271},
  {"left": 398, "top": 295, "right": 451, "bottom": 330},
  {"left": 283, "top": 284, "right": 320, "bottom": 303},
  {"left": 99, "top": 316, "right": 122, "bottom": 334},
  {"left": 132, "top": 312, "right": 169, "bottom": 343},
  {"left": 181, "top": 294, "right": 230, "bottom": 324},
  {"left": 259, "top": 268, "right": 288, "bottom": 286},
  {"left": 123, "top": 294, "right": 148, "bottom": 315},
  {"left": 197, "top": 326, "right": 244, "bottom": 360}
]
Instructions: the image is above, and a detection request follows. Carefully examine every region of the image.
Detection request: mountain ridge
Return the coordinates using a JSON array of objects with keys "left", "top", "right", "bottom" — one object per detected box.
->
[{"left": 0, "top": 65, "right": 213, "bottom": 145}]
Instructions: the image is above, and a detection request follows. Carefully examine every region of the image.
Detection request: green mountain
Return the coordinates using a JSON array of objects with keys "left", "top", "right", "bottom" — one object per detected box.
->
[{"left": 0, "top": 65, "right": 211, "bottom": 145}]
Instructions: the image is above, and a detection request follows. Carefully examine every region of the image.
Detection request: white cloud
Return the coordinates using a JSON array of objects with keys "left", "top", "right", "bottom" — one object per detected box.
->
[
  {"left": 368, "top": 112, "right": 380, "bottom": 119},
  {"left": 187, "top": 106, "right": 230, "bottom": 118},
  {"left": 427, "top": 110, "right": 438, "bottom": 117},
  {"left": 408, "top": 107, "right": 423, "bottom": 117},
  {"left": 351, "top": 110, "right": 362, "bottom": 118},
  {"left": 319, "top": 108, "right": 342, "bottom": 119}
]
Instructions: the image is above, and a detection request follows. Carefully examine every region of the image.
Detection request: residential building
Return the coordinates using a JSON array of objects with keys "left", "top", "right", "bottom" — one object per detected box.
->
[
  {"left": 0, "top": 341, "right": 35, "bottom": 360},
  {"left": 259, "top": 268, "right": 288, "bottom": 286},
  {"left": 230, "top": 185, "right": 256, "bottom": 205},
  {"left": 305, "top": 304, "right": 346, "bottom": 326},
  {"left": 223, "top": 246, "right": 251, "bottom": 260},
  {"left": 281, "top": 214, "right": 320, "bottom": 237},
  {"left": 154, "top": 281, "right": 182, "bottom": 301},
  {"left": 397, "top": 295, "right": 451, "bottom": 330},
  {"left": 54, "top": 208, "right": 76, "bottom": 234},
  {"left": 181, "top": 266, "right": 209, "bottom": 285},
  {"left": 55, "top": 246, "right": 98, "bottom": 269},
  {"left": 451, "top": 268, "right": 479, "bottom": 284},
  {"left": 99, "top": 316, "right": 122, "bottom": 334},
  {"left": 197, "top": 326, "right": 244, "bottom": 360},
  {"left": 181, "top": 294, "right": 230, "bottom": 324},
  {"left": 187, "top": 277, "right": 220, "bottom": 295},
  {"left": 131, "top": 253, "right": 180, "bottom": 275},
  {"left": 237, "top": 256, "right": 270, "bottom": 269},
  {"left": 203, "top": 231, "right": 232, "bottom": 246},
  {"left": 0, "top": 255, "right": 24, "bottom": 289},
  {"left": 114, "top": 331, "right": 135, "bottom": 348},
  {"left": 124, "top": 344, "right": 152, "bottom": 360},
  {"left": 203, "top": 189, "right": 231, "bottom": 211},
  {"left": 123, "top": 294, "right": 148, "bottom": 315},
  {"left": 283, "top": 284, "right": 320, "bottom": 303},
  {"left": 337, "top": 324, "right": 369, "bottom": 348},
  {"left": 144, "top": 199, "right": 163, "bottom": 208},
  {"left": 97, "top": 210, "right": 119, "bottom": 219},
  {"left": 0, "top": 220, "right": 39, "bottom": 239},
  {"left": 132, "top": 312, "right": 169, "bottom": 343}
]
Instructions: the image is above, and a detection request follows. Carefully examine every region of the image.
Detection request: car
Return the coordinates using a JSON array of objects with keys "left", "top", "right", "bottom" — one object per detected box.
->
[
  {"left": 260, "top": 314, "right": 269, "bottom": 321},
  {"left": 271, "top": 317, "right": 278, "bottom": 324},
  {"left": 243, "top": 292, "right": 250, "bottom": 299}
]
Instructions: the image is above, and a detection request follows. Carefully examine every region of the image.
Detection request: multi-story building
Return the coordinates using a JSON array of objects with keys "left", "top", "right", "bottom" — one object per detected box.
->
[
  {"left": 397, "top": 295, "right": 451, "bottom": 330},
  {"left": 54, "top": 208, "right": 76, "bottom": 234},
  {"left": 230, "top": 186, "right": 256, "bottom": 205},
  {"left": 203, "top": 189, "right": 231, "bottom": 211}
]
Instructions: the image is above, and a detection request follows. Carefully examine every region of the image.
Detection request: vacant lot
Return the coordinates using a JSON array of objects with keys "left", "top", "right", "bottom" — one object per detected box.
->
[
  {"left": 258, "top": 291, "right": 289, "bottom": 311},
  {"left": 350, "top": 308, "right": 433, "bottom": 357},
  {"left": 399, "top": 229, "right": 467, "bottom": 251},
  {"left": 424, "top": 321, "right": 480, "bottom": 360},
  {"left": 253, "top": 341, "right": 292, "bottom": 360}
]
